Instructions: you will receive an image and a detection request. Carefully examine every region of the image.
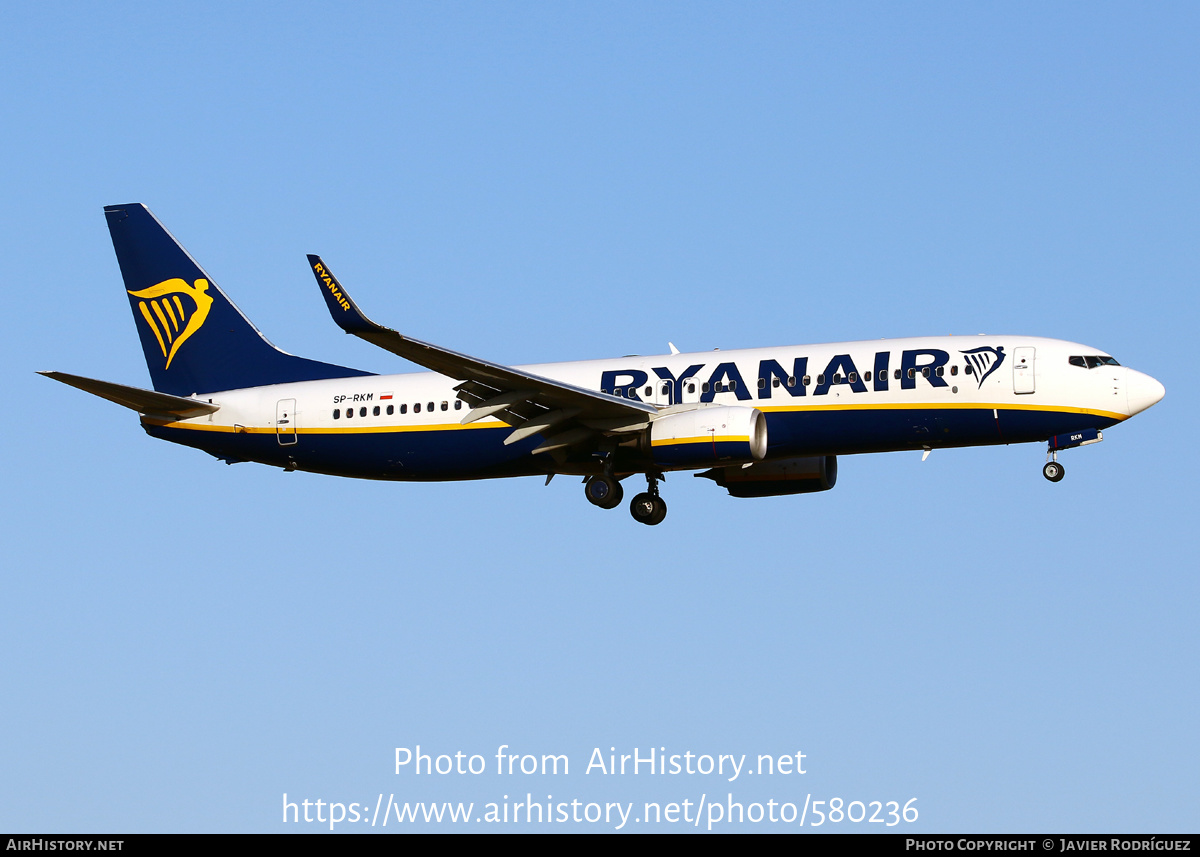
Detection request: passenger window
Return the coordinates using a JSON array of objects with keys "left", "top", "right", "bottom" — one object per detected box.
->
[
  {"left": 879, "top": 370, "right": 887, "bottom": 381},
  {"left": 454, "top": 400, "right": 463, "bottom": 410},
  {"left": 414, "top": 403, "right": 421, "bottom": 413},
  {"left": 702, "top": 382, "right": 710, "bottom": 393},
  {"left": 333, "top": 409, "right": 340, "bottom": 419},
  {"left": 950, "top": 366, "right": 958, "bottom": 376},
  {"left": 729, "top": 380, "right": 737, "bottom": 391},
  {"left": 441, "top": 401, "right": 448, "bottom": 411},
  {"left": 686, "top": 383, "right": 696, "bottom": 394},
  {"left": 848, "top": 372, "right": 857, "bottom": 383},
  {"left": 935, "top": 366, "right": 944, "bottom": 377},
  {"left": 802, "top": 376, "right": 811, "bottom": 386},
  {"left": 922, "top": 367, "right": 930, "bottom": 378},
  {"left": 427, "top": 402, "right": 434, "bottom": 411},
  {"left": 662, "top": 382, "right": 670, "bottom": 395},
  {"left": 908, "top": 369, "right": 915, "bottom": 379},
  {"left": 758, "top": 378, "right": 767, "bottom": 389},
  {"left": 787, "top": 376, "right": 796, "bottom": 387},
  {"left": 373, "top": 405, "right": 381, "bottom": 416},
  {"left": 401, "top": 404, "right": 408, "bottom": 414},
  {"left": 833, "top": 374, "right": 842, "bottom": 384},
  {"left": 964, "top": 365, "right": 973, "bottom": 375},
  {"left": 387, "top": 405, "right": 394, "bottom": 415},
  {"left": 817, "top": 374, "right": 825, "bottom": 385},
  {"left": 360, "top": 407, "right": 367, "bottom": 417}
]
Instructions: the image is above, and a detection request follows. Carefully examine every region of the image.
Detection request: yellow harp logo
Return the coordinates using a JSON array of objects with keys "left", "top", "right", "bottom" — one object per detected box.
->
[{"left": 128, "top": 278, "right": 213, "bottom": 369}]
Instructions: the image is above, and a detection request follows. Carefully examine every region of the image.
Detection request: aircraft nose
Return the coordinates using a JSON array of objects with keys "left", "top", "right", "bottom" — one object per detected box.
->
[{"left": 1126, "top": 368, "right": 1165, "bottom": 416}]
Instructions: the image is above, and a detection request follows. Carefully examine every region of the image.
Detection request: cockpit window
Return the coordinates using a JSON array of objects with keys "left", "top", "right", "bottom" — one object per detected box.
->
[{"left": 1070, "top": 355, "right": 1121, "bottom": 369}]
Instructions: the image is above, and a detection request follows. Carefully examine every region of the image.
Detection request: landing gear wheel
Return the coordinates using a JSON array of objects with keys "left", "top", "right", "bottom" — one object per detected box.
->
[
  {"left": 630, "top": 492, "right": 667, "bottom": 525},
  {"left": 585, "top": 474, "right": 624, "bottom": 509},
  {"left": 1042, "top": 461, "right": 1065, "bottom": 482}
]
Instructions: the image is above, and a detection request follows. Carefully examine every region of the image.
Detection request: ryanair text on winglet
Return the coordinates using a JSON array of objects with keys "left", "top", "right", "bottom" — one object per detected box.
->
[{"left": 313, "top": 261, "right": 351, "bottom": 311}]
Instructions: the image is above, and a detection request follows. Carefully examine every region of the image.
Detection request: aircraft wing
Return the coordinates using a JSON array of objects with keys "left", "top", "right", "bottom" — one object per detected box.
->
[
  {"left": 307, "top": 256, "right": 654, "bottom": 455},
  {"left": 39, "top": 371, "right": 220, "bottom": 419}
]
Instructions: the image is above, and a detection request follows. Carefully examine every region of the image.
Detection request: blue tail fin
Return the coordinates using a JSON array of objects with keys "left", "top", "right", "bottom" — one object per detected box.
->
[{"left": 105, "top": 204, "right": 371, "bottom": 396}]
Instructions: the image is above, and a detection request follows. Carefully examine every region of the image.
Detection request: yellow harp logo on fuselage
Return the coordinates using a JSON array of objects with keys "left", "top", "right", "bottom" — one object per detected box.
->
[{"left": 128, "top": 278, "right": 213, "bottom": 369}]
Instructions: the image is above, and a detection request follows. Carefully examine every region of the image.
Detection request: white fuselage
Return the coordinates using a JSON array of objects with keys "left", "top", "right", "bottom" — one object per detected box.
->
[{"left": 142, "top": 334, "right": 1163, "bottom": 482}]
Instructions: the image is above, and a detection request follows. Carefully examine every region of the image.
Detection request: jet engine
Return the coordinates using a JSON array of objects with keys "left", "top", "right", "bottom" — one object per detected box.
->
[
  {"left": 697, "top": 455, "right": 838, "bottom": 498},
  {"left": 643, "top": 406, "right": 768, "bottom": 468}
]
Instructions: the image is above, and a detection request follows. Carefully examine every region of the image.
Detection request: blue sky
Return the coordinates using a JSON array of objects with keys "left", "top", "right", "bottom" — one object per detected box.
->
[{"left": 2, "top": 2, "right": 1196, "bottom": 832}]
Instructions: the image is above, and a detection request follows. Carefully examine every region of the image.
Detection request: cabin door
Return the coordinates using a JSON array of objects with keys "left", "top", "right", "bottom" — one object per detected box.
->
[
  {"left": 652, "top": 378, "right": 672, "bottom": 407},
  {"left": 1013, "top": 347, "right": 1036, "bottom": 395},
  {"left": 276, "top": 398, "right": 298, "bottom": 445}
]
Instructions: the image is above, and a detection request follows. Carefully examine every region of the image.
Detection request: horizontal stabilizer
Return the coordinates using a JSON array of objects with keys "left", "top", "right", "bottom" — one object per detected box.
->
[{"left": 39, "top": 371, "right": 219, "bottom": 419}]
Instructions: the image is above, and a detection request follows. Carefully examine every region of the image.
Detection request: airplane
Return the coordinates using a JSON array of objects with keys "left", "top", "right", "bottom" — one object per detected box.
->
[{"left": 41, "top": 203, "right": 1166, "bottom": 525}]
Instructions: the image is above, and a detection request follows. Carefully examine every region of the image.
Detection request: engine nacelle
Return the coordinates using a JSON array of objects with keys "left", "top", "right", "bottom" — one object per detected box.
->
[
  {"left": 698, "top": 455, "right": 838, "bottom": 498},
  {"left": 644, "top": 406, "right": 768, "bottom": 468}
]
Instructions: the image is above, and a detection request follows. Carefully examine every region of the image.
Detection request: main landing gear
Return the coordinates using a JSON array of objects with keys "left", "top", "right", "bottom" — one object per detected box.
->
[
  {"left": 584, "top": 473, "right": 624, "bottom": 509},
  {"left": 629, "top": 473, "right": 667, "bottom": 526},
  {"left": 584, "top": 471, "right": 668, "bottom": 525}
]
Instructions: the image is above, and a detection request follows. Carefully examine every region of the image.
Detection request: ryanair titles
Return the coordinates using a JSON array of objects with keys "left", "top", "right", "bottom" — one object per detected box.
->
[
  {"left": 313, "top": 261, "right": 351, "bottom": 311},
  {"left": 600, "top": 347, "right": 1006, "bottom": 405}
]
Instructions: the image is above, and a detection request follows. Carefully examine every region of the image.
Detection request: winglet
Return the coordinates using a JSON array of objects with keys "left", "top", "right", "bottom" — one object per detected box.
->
[
  {"left": 307, "top": 255, "right": 378, "bottom": 334},
  {"left": 300, "top": 255, "right": 656, "bottom": 421}
]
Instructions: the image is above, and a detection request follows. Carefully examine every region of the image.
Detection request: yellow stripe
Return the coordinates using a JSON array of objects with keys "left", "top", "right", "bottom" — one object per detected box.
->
[
  {"left": 138, "top": 302, "right": 167, "bottom": 356},
  {"left": 141, "top": 419, "right": 507, "bottom": 434},
  {"left": 651, "top": 435, "right": 748, "bottom": 447},
  {"left": 145, "top": 403, "right": 1126, "bottom": 434},
  {"left": 172, "top": 295, "right": 185, "bottom": 327},
  {"left": 309, "top": 422, "right": 504, "bottom": 435},
  {"left": 756, "top": 401, "right": 1127, "bottom": 422}
]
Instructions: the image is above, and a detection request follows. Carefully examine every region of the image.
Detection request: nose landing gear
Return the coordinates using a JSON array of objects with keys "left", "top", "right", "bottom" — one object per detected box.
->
[
  {"left": 1042, "top": 459, "right": 1065, "bottom": 482},
  {"left": 1042, "top": 428, "right": 1102, "bottom": 482}
]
